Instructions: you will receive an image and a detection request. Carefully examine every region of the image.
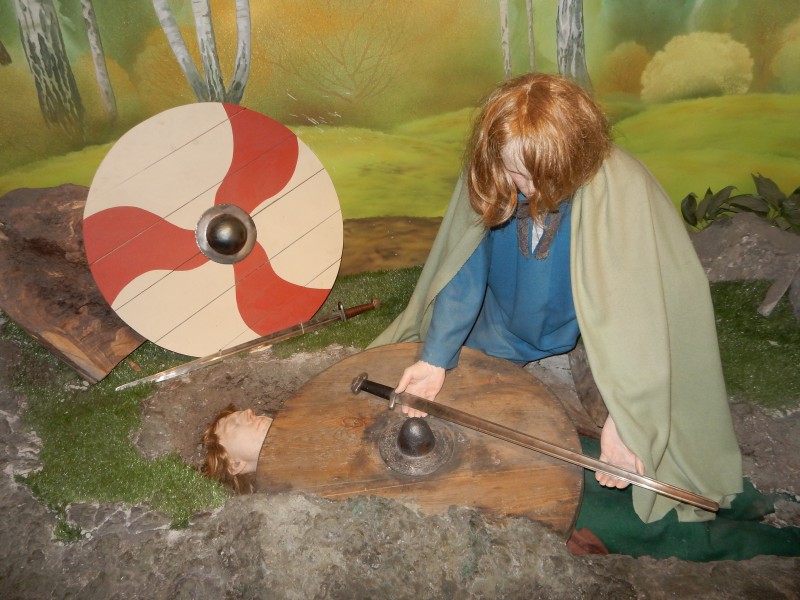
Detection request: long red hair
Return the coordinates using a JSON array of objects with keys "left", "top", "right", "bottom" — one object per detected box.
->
[{"left": 466, "top": 73, "right": 611, "bottom": 227}]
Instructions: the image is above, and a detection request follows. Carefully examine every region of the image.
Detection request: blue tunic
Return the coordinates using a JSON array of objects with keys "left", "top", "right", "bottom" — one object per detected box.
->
[{"left": 421, "top": 200, "right": 579, "bottom": 369}]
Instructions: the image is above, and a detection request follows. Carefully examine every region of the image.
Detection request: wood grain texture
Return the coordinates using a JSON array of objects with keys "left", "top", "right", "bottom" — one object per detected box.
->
[
  {"left": 83, "top": 103, "right": 343, "bottom": 357},
  {"left": 257, "top": 343, "right": 583, "bottom": 536},
  {"left": 0, "top": 185, "right": 144, "bottom": 382}
]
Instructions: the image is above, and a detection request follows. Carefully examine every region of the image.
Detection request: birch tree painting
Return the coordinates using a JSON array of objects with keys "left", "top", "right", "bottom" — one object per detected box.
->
[
  {"left": 192, "top": 0, "right": 225, "bottom": 100},
  {"left": 556, "top": 0, "right": 592, "bottom": 90},
  {"left": 525, "top": 0, "right": 536, "bottom": 72},
  {"left": 226, "top": 0, "right": 251, "bottom": 105},
  {"left": 12, "top": 0, "right": 84, "bottom": 138},
  {"left": 151, "top": 0, "right": 251, "bottom": 103},
  {"left": 499, "top": 0, "right": 512, "bottom": 79},
  {"left": 0, "top": 40, "right": 11, "bottom": 65},
  {"left": 80, "top": 0, "right": 117, "bottom": 121}
]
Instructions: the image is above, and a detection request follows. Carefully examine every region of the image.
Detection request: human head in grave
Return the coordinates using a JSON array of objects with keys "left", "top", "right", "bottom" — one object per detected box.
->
[{"left": 201, "top": 404, "right": 272, "bottom": 494}]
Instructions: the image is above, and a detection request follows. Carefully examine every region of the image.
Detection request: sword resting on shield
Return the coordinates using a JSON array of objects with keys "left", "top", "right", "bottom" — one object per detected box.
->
[
  {"left": 114, "top": 298, "right": 380, "bottom": 391},
  {"left": 351, "top": 373, "right": 719, "bottom": 513}
]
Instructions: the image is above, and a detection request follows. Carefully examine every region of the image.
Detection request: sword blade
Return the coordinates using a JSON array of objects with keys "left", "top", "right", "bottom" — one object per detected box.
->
[
  {"left": 351, "top": 373, "right": 719, "bottom": 513},
  {"left": 113, "top": 298, "right": 379, "bottom": 391}
]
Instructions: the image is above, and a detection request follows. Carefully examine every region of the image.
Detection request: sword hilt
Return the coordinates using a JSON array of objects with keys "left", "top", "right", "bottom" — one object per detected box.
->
[
  {"left": 340, "top": 297, "right": 380, "bottom": 321},
  {"left": 351, "top": 372, "right": 399, "bottom": 410}
]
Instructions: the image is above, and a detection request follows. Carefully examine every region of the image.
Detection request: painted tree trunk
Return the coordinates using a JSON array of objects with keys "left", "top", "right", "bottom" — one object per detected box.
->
[
  {"left": 151, "top": 0, "right": 208, "bottom": 100},
  {"left": 525, "top": 0, "right": 536, "bottom": 71},
  {"left": 226, "top": 0, "right": 251, "bottom": 104},
  {"left": 499, "top": 0, "right": 512, "bottom": 79},
  {"left": 191, "top": 0, "right": 225, "bottom": 101},
  {"left": 80, "top": 0, "right": 117, "bottom": 121},
  {"left": 12, "top": 0, "right": 84, "bottom": 139},
  {"left": 556, "top": 0, "right": 592, "bottom": 91},
  {"left": 0, "top": 39, "right": 11, "bottom": 65}
]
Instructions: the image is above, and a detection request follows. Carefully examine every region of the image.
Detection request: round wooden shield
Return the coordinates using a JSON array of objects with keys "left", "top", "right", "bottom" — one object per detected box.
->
[
  {"left": 257, "top": 343, "right": 583, "bottom": 536},
  {"left": 83, "top": 103, "right": 342, "bottom": 357}
]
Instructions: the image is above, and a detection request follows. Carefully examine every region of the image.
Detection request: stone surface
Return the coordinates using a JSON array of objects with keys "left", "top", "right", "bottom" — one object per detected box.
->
[
  {"left": 691, "top": 213, "right": 800, "bottom": 283},
  {"left": 1, "top": 203, "right": 799, "bottom": 598},
  {"left": 691, "top": 213, "right": 800, "bottom": 317},
  {"left": 2, "top": 336, "right": 800, "bottom": 599},
  {"left": 731, "top": 402, "right": 800, "bottom": 507}
]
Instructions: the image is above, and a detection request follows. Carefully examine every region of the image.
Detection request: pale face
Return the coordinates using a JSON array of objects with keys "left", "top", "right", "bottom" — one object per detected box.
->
[
  {"left": 215, "top": 409, "right": 273, "bottom": 475},
  {"left": 501, "top": 144, "right": 536, "bottom": 198}
]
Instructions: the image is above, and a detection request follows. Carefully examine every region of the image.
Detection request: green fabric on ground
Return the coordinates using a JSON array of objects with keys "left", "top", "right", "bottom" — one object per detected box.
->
[{"left": 576, "top": 437, "right": 800, "bottom": 561}]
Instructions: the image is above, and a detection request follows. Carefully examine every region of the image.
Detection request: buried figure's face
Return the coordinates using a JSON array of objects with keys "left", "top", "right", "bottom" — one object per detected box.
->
[{"left": 215, "top": 408, "right": 272, "bottom": 475}]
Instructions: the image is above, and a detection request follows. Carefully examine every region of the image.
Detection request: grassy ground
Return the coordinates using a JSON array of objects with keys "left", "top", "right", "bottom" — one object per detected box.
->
[
  {"left": 712, "top": 280, "right": 800, "bottom": 410},
  {"left": 7, "top": 321, "right": 228, "bottom": 529},
  {"left": 1, "top": 92, "right": 798, "bottom": 534},
  {"left": 2, "top": 267, "right": 420, "bottom": 532},
  {"left": 3, "top": 273, "right": 798, "bottom": 538},
  {"left": 1, "top": 94, "right": 797, "bottom": 219}
]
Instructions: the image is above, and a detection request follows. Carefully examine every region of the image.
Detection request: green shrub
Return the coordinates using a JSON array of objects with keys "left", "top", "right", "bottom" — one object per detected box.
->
[{"left": 681, "top": 174, "right": 800, "bottom": 234}]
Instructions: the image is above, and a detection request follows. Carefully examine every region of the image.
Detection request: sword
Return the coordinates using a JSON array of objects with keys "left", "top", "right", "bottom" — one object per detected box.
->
[
  {"left": 113, "top": 298, "right": 380, "bottom": 391},
  {"left": 351, "top": 372, "right": 719, "bottom": 513}
]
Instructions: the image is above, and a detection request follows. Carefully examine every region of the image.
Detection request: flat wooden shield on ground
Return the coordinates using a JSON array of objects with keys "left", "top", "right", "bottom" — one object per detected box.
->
[
  {"left": 83, "top": 103, "right": 342, "bottom": 357},
  {"left": 257, "top": 343, "right": 583, "bottom": 536}
]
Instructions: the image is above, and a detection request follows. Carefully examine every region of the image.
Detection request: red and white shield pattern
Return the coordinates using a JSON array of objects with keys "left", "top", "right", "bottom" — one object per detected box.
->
[{"left": 83, "top": 103, "right": 342, "bottom": 357}]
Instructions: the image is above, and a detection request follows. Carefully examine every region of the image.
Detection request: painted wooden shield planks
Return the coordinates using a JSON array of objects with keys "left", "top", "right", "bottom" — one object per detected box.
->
[
  {"left": 83, "top": 103, "right": 342, "bottom": 357},
  {"left": 257, "top": 343, "right": 583, "bottom": 537}
]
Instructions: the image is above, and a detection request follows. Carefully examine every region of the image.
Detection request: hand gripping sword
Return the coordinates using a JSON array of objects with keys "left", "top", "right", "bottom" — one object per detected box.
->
[{"left": 351, "top": 373, "right": 719, "bottom": 513}]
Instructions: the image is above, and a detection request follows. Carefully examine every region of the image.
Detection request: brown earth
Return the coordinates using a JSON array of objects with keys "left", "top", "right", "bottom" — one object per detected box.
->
[{"left": 1, "top": 213, "right": 799, "bottom": 598}]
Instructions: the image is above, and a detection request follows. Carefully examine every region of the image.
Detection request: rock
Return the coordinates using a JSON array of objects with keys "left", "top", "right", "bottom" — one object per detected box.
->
[
  {"left": 730, "top": 401, "right": 800, "bottom": 521},
  {"left": 691, "top": 213, "right": 800, "bottom": 317}
]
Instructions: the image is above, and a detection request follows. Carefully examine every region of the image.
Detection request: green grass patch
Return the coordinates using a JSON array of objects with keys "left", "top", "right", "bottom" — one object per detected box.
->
[
  {"left": 53, "top": 513, "right": 85, "bottom": 543},
  {"left": 293, "top": 120, "right": 466, "bottom": 219},
  {"left": 614, "top": 94, "right": 800, "bottom": 211},
  {"left": 2, "top": 268, "right": 798, "bottom": 531},
  {"left": 0, "top": 142, "right": 113, "bottom": 197},
  {"left": 711, "top": 280, "right": 800, "bottom": 411},
  {"left": 8, "top": 323, "right": 228, "bottom": 527},
  {"left": 271, "top": 266, "right": 421, "bottom": 357},
  {"left": 1, "top": 267, "right": 420, "bottom": 533}
]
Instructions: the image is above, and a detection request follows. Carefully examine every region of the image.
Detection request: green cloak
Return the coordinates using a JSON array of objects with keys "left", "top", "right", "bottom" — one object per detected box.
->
[{"left": 370, "top": 147, "right": 742, "bottom": 523}]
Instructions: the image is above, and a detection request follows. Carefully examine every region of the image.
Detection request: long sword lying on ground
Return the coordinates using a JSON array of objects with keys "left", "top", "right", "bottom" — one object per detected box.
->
[
  {"left": 113, "top": 298, "right": 380, "bottom": 391},
  {"left": 351, "top": 372, "right": 719, "bottom": 513}
]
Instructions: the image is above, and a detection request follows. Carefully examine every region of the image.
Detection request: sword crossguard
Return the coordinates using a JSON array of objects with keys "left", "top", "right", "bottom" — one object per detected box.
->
[{"left": 351, "top": 372, "right": 399, "bottom": 410}]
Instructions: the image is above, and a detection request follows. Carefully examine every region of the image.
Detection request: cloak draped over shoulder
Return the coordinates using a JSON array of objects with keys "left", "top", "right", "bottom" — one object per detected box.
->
[{"left": 369, "top": 147, "right": 742, "bottom": 523}]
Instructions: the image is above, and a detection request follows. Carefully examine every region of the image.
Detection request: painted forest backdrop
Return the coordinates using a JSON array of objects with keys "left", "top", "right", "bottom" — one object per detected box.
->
[{"left": 1, "top": 0, "right": 799, "bottom": 219}]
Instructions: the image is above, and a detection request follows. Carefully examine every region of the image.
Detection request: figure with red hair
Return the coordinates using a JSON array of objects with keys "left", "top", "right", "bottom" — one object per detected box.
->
[{"left": 372, "top": 73, "right": 742, "bottom": 524}]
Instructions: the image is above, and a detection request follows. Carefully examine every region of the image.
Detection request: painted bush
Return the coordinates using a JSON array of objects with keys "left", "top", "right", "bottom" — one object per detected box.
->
[{"left": 641, "top": 32, "right": 754, "bottom": 103}]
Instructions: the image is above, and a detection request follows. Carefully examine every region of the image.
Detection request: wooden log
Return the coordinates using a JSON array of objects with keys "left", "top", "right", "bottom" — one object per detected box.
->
[{"left": 0, "top": 185, "right": 144, "bottom": 382}]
